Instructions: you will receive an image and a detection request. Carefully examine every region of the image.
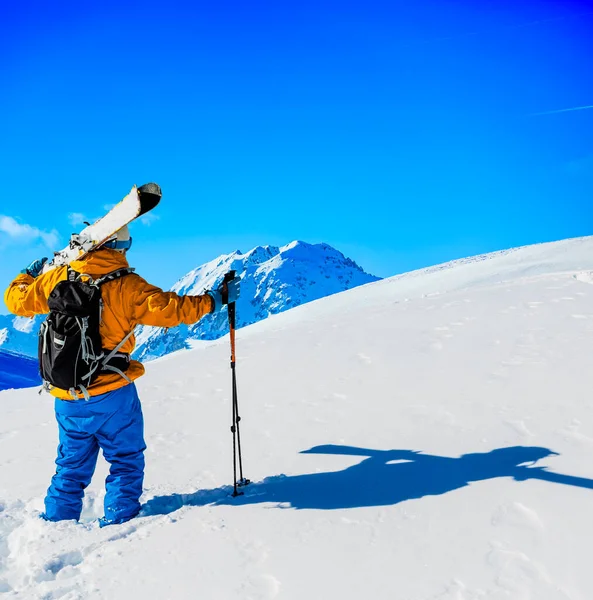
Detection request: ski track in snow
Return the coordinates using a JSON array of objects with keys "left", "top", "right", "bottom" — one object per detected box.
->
[{"left": 2, "top": 237, "right": 593, "bottom": 598}]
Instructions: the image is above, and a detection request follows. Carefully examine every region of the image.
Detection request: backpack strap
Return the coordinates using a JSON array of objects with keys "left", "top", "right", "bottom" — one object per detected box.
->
[
  {"left": 67, "top": 267, "right": 135, "bottom": 286},
  {"left": 102, "top": 330, "right": 135, "bottom": 369},
  {"left": 102, "top": 364, "right": 132, "bottom": 384},
  {"left": 66, "top": 266, "right": 136, "bottom": 390},
  {"left": 97, "top": 269, "right": 136, "bottom": 382},
  {"left": 69, "top": 267, "right": 99, "bottom": 283},
  {"left": 94, "top": 267, "right": 135, "bottom": 286}
]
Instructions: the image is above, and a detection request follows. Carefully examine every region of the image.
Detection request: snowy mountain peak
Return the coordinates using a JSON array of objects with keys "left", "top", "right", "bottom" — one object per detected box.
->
[
  {"left": 134, "top": 241, "right": 380, "bottom": 361},
  {"left": 243, "top": 244, "right": 280, "bottom": 265},
  {"left": 281, "top": 240, "right": 342, "bottom": 259},
  {"left": 0, "top": 241, "right": 379, "bottom": 362},
  {"left": 173, "top": 241, "right": 371, "bottom": 294}
]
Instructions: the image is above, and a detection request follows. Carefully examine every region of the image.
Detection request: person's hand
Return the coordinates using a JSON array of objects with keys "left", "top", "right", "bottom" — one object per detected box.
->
[
  {"left": 20, "top": 257, "right": 48, "bottom": 278},
  {"left": 207, "top": 274, "right": 241, "bottom": 311}
]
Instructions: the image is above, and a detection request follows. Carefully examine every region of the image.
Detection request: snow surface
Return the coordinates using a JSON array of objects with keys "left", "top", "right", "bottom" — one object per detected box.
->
[{"left": 2, "top": 236, "right": 593, "bottom": 599}]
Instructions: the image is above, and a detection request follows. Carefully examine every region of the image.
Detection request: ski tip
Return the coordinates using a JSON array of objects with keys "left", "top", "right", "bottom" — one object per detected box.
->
[
  {"left": 137, "top": 182, "right": 162, "bottom": 214},
  {"left": 138, "top": 182, "right": 162, "bottom": 198}
]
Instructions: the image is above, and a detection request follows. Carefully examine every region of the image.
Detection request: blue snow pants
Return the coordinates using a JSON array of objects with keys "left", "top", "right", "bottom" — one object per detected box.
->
[{"left": 44, "top": 383, "right": 146, "bottom": 525}]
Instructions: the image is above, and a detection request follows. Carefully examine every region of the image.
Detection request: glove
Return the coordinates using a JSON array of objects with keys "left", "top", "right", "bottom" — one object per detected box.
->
[
  {"left": 20, "top": 257, "right": 48, "bottom": 278},
  {"left": 207, "top": 274, "right": 241, "bottom": 311}
]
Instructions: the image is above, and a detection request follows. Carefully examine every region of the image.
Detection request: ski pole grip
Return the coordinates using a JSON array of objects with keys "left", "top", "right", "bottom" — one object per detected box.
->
[{"left": 222, "top": 270, "right": 236, "bottom": 305}]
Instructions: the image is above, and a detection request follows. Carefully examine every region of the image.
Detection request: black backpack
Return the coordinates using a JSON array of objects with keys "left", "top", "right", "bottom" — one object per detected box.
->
[{"left": 39, "top": 267, "right": 135, "bottom": 398}]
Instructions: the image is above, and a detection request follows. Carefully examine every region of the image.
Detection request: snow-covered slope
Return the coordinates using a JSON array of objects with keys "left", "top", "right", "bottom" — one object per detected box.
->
[
  {"left": 2, "top": 236, "right": 593, "bottom": 599},
  {"left": 134, "top": 240, "right": 380, "bottom": 361}
]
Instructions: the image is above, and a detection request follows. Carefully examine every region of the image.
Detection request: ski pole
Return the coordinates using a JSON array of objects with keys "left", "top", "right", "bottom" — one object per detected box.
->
[{"left": 223, "top": 270, "right": 250, "bottom": 497}]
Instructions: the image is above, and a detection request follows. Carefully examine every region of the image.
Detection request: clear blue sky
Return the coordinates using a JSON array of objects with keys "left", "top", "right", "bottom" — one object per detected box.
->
[{"left": 1, "top": 0, "right": 592, "bottom": 313}]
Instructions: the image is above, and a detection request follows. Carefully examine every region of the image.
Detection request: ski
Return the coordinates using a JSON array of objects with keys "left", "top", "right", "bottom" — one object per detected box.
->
[{"left": 43, "top": 183, "right": 161, "bottom": 273}]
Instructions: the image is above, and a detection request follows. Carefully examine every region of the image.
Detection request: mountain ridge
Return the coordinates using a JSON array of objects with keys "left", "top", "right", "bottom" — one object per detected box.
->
[
  {"left": 134, "top": 240, "right": 380, "bottom": 360},
  {"left": 0, "top": 240, "right": 380, "bottom": 364}
]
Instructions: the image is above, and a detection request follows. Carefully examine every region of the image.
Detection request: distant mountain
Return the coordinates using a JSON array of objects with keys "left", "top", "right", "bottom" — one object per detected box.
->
[
  {"left": 0, "top": 314, "right": 40, "bottom": 357},
  {"left": 0, "top": 350, "right": 40, "bottom": 391},
  {"left": 133, "top": 241, "right": 381, "bottom": 361},
  {"left": 0, "top": 241, "right": 380, "bottom": 364}
]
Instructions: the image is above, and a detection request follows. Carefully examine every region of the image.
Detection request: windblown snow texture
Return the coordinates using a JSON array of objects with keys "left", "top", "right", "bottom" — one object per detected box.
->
[{"left": 133, "top": 240, "right": 381, "bottom": 361}]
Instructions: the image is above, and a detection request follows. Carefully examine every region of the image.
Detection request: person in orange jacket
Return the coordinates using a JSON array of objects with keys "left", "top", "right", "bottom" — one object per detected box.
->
[{"left": 4, "top": 224, "right": 240, "bottom": 526}]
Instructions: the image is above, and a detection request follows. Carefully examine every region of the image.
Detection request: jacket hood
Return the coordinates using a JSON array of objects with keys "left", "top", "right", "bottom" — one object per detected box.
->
[{"left": 70, "top": 248, "right": 130, "bottom": 277}]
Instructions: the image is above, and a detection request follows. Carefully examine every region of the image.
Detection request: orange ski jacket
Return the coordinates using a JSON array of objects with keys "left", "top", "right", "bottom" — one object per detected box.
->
[{"left": 4, "top": 248, "right": 214, "bottom": 400}]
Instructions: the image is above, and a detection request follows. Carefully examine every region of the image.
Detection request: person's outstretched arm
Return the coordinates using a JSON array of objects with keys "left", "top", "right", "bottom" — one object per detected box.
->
[
  {"left": 4, "top": 258, "right": 64, "bottom": 318},
  {"left": 128, "top": 275, "right": 222, "bottom": 328}
]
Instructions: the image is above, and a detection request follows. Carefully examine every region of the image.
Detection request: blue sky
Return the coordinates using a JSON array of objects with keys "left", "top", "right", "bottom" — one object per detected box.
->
[{"left": 1, "top": 0, "right": 592, "bottom": 313}]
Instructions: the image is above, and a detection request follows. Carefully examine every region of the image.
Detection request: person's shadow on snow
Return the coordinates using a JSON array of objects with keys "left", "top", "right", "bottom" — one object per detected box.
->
[{"left": 141, "top": 445, "right": 593, "bottom": 516}]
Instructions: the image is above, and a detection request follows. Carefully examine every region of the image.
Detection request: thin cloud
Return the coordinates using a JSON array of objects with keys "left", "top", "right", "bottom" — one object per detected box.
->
[
  {"left": 138, "top": 212, "right": 160, "bottom": 226},
  {"left": 0, "top": 215, "right": 59, "bottom": 249},
  {"left": 531, "top": 104, "right": 593, "bottom": 117},
  {"left": 68, "top": 212, "right": 88, "bottom": 227}
]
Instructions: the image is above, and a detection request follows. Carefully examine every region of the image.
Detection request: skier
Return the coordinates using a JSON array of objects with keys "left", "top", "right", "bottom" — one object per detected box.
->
[{"left": 3, "top": 210, "right": 240, "bottom": 526}]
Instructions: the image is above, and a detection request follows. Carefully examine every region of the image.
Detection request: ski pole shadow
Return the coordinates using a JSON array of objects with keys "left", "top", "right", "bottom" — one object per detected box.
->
[{"left": 141, "top": 445, "right": 593, "bottom": 516}]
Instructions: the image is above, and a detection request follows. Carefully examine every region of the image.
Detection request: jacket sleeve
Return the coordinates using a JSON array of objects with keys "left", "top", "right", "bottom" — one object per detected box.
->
[
  {"left": 3, "top": 269, "right": 65, "bottom": 317},
  {"left": 129, "top": 275, "right": 214, "bottom": 328}
]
